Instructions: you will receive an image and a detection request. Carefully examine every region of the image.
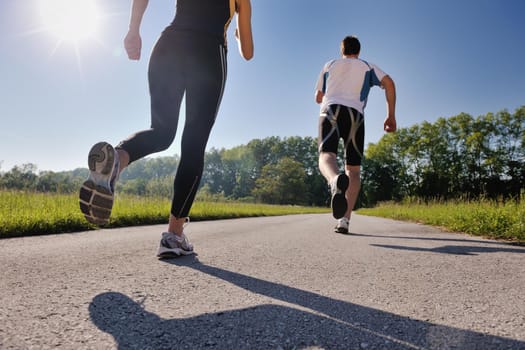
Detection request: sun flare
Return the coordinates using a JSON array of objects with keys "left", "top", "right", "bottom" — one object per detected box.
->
[{"left": 39, "top": 0, "right": 101, "bottom": 43}]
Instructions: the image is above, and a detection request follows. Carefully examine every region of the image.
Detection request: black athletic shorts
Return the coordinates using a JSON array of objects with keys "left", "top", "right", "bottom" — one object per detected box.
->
[{"left": 318, "top": 104, "right": 365, "bottom": 166}]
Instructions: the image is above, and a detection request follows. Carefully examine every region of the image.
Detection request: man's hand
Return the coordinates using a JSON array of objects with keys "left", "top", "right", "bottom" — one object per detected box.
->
[
  {"left": 315, "top": 90, "right": 324, "bottom": 104},
  {"left": 124, "top": 31, "right": 142, "bottom": 60},
  {"left": 384, "top": 115, "right": 397, "bottom": 133}
]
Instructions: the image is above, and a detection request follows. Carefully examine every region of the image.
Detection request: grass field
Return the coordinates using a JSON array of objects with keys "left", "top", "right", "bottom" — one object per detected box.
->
[
  {"left": 357, "top": 197, "right": 525, "bottom": 243},
  {"left": 1, "top": 191, "right": 524, "bottom": 243},
  {"left": 0, "top": 191, "right": 329, "bottom": 238}
]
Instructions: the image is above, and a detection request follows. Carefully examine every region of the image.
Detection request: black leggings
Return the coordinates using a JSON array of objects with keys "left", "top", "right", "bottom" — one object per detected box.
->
[{"left": 117, "top": 30, "right": 227, "bottom": 218}]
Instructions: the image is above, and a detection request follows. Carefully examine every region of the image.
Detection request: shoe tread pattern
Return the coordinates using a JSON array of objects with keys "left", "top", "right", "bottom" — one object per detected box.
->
[{"left": 88, "top": 142, "right": 114, "bottom": 175}]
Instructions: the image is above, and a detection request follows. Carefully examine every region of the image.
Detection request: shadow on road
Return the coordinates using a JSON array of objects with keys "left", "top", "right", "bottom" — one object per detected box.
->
[
  {"left": 351, "top": 233, "right": 524, "bottom": 246},
  {"left": 345, "top": 233, "right": 525, "bottom": 255},
  {"left": 370, "top": 244, "right": 525, "bottom": 256},
  {"left": 89, "top": 257, "right": 524, "bottom": 349}
]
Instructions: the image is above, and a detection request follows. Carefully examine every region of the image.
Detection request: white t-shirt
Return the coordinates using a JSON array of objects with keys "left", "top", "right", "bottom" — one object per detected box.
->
[{"left": 315, "top": 57, "right": 387, "bottom": 114}]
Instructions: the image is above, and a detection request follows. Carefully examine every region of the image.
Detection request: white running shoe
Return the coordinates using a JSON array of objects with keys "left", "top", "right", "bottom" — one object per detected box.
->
[
  {"left": 330, "top": 173, "right": 349, "bottom": 219},
  {"left": 335, "top": 217, "right": 350, "bottom": 234},
  {"left": 157, "top": 231, "right": 195, "bottom": 259},
  {"left": 79, "top": 142, "right": 120, "bottom": 225}
]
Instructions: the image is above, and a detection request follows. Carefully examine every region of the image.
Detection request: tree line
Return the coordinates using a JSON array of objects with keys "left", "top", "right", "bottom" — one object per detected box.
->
[
  {"left": 117, "top": 136, "right": 327, "bottom": 206},
  {"left": 362, "top": 106, "right": 524, "bottom": 203},
  {"left": 1, "top": 107, "right": 523, "bottom": 206}
]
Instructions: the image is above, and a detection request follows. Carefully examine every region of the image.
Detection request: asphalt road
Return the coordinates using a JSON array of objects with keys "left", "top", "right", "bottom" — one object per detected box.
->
[{"left": 1, "top": 214, "right": 524, "bottom": 350}]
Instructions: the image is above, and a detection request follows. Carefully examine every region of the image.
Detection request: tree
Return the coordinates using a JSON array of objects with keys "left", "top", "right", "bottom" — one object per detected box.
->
[
  {"left": 361, "top": 133, "right": 405, "bottom": 206},
  {"left": 202, "top": 148, "right": 225, "bottom": 194},
  {"left": 120, "top": 156, "right": 179, "bottom": 181},
  {"left": 0, "top": 164, "right": 38, "bottom": 191},
  {"left": 253, "top": 157, "right": 308, "bottom": 205},
  {"left": 36, "top": 171, "right": 81, "bottom": 193}
]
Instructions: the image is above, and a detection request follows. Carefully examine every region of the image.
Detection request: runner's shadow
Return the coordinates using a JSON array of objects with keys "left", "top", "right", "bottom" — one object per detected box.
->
[
  {"left": 348, "top": 232, "right": 519, "bottom": 246},
  {"left": 352, "top": 233, "right": 525, "bottom": 247},
  {"left": 89, "top": 257, "right": 524, "bottom": 349},
  {"left": 90, "top": 293, "right": 371, "bottom": 349},
  {"left": 370, "top": 244, "right": 525, "bottom": 256}
]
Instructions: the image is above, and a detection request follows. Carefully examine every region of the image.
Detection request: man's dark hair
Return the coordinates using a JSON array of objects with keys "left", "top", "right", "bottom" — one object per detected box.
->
[{"left": 341, "top": 36, "right": 361, "bottom": 55}]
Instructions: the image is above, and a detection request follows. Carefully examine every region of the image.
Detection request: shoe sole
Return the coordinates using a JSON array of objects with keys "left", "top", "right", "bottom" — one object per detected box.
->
[
  {"left": 79, "top": 181, "right": 114, "bottom": 225},
  {"left": 88, "top": 142, "right": 115, "bottom": 175},
  {"left": 157, "top": 247, "right": 195, "bottom": 259},
  {"left": 331, "top": 174, "right": 349, "bottom": 219},
  {"left": 334, "top": 227, "right": 349, "bottom": 234},
  {"left": 79, "top": 142, "right": 116, "bottom": 225},
  {"left": 157, "top": 251, "right": 180, "bottom": 259}
]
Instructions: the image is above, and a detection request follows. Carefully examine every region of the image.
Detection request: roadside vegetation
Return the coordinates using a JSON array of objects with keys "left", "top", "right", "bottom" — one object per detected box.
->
[
  {"left": 1, "top": 190, "right": 522, "bottom": 242},
  {"left": 358, "top": 197, "right": 524, "bottom": 243},
  {"left": 0, "top": 191, "right": 328, "bottom": 239}
]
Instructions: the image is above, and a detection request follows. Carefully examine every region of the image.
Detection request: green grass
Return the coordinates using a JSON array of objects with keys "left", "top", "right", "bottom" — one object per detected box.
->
[
  {"left": 357, "top": 197, "right": 525, "bottom": 243},
  {"left": 2, "top": 191, "right": 524, "bottom": 242},
  {"left": 0, "top": 191, "right": 329, "bottom": 238}
]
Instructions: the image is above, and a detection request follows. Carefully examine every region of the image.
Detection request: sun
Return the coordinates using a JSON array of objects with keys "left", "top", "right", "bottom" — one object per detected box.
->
[{"left": 38, "top": 0, "right": 101, "bottom": 44}]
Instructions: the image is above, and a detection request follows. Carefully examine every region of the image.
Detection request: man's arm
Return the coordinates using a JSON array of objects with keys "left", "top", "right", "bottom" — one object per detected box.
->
[
  {"left": 381, "top": 75, "right": 397, "bottom": 132},
  {"left": 235, "top": 0, "right": 254, "bottom": 60},
  {"left": 124, "top": 0, "right": 149, "bottom": 60},
  {"left": 314, "top": 68, "right": 326, "bottom": 104}
]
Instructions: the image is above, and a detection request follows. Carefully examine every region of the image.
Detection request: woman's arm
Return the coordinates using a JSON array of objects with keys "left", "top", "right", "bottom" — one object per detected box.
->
[
  {"left": 235, "top": 0, "right": 254, "bottom": 60},
  {"left": 124, "top": 0, "right": 149, "bottom": 60}
]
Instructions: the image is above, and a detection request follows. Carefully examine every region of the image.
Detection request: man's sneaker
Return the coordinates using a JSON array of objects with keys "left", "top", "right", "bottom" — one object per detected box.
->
[
  {"left": 79, "top": 142, "right": 120, "bottom": 225},
  {"left": 330, "top": 173, "right": 349, "bottom": 219},
  {"left": 157, "top": 231, "right": 195, "bottom": 259},
  {"left": 335, "top": 217, "right": 350, "bottom": 234}
]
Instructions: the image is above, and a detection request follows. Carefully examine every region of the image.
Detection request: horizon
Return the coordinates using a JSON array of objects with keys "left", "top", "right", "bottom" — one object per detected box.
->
[{"left": 0, "top": 104, "right": 522, "bottom": 174}]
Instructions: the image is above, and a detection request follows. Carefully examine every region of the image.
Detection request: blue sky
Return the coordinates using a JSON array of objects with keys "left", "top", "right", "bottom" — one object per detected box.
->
[{"left": 1, "top": 0, "right": 524, "bottom": 172}]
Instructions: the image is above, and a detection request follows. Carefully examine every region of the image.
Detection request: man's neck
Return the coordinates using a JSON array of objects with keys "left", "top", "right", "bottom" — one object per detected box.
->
[{"left": 343, "top": 54, "right": 359, "bottom": 59}]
